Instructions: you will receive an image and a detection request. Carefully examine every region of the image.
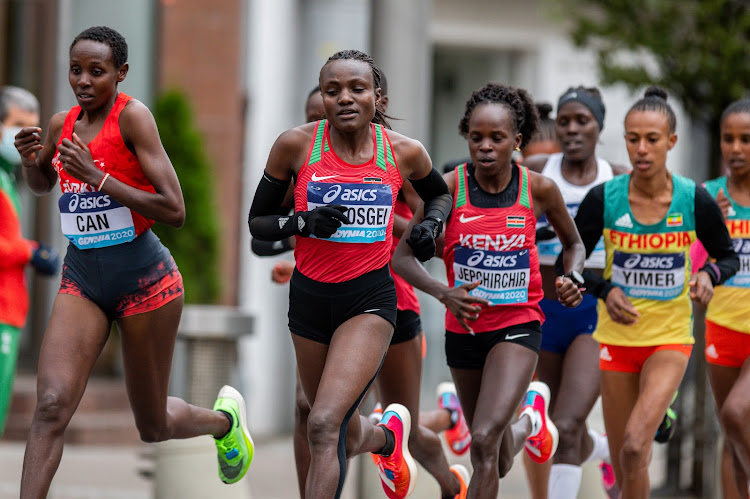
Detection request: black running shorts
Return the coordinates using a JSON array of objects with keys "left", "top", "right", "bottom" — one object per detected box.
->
[
  {"left": 288, "top": 264, "right": 397, "bottom": 344},
  {"left": 391, "top": 309, "right": 422, "bottom": 344},
  {"left": 59, "top": 230, "right": 182, "bottom": 320},
  {"left": 445, "top": 321, "right": 542, "bottom": 369}
]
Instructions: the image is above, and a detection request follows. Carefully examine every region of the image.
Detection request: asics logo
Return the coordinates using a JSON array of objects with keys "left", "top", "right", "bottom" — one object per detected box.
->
[
  {"left": 376, "top": 463, "right": 397, "bottom": 492},
  {"left": 525, "top": 442, "right": 542, "bottom": 457},
  {"left": 459, "top": 214, "right": 485, "bottom": 223},
  {"left": 312, "top": 173, "right": 339, "bottom": 181},
  {"left": 67, "top": 193, "right": 112, "bottom": 212}
]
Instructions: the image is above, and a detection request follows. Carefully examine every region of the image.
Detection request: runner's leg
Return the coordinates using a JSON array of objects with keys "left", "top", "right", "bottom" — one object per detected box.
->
[
  {"left": 294, "top": 313, "right": 392, "bottom": 498},
  {"left": 20, "top": 295, "right": 110, "bottom": 498}
]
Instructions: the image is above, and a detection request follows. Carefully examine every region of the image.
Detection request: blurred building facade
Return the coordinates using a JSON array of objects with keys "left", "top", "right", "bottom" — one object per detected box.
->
[{"left": 2, "top": 0, "right": 705, "bottom": 438}]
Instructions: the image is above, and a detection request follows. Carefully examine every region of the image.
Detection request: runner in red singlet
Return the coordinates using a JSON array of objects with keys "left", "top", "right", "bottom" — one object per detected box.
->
[
  {"left": 393, "top": 83, "right": 585, "bottom": 498},
  {"left": 248, "top": 50, "right": 453, "bottom": 499},
  {"left": 13, "top": 26, "right": 252, "bottom": 497}
]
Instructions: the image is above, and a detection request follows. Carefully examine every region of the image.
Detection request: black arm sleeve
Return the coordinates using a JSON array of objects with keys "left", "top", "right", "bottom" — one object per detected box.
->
[
  {"left": 554, "top": 184, "right": 614, "bottom": 299},
  {"left": 409, "top": 168, "right": 452, "bottom": 227},
  {"left": 248, "top": 171, "right": 297, "bottom": 241},
  {"left": 695, "top": 185, "right": 739, "bottom": 285},
  {"left": 251, "top": 238, "right": 293, "bottom": 256}
]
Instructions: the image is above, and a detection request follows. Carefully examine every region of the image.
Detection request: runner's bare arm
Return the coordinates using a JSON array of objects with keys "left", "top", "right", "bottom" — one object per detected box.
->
[{"left": 17, "top": 111, "right": 65, "bottom": 195}]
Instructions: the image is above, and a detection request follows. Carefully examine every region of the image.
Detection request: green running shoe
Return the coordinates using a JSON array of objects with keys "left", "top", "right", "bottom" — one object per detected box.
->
[
  {"left": 654, "top": 391, "right": 678, "bottom": 443},
  {"left": 213, "top": 385, "right": 254, "bottom": 484}
]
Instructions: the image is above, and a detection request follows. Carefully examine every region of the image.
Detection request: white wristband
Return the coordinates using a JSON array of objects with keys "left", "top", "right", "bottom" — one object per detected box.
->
[{"left": 97, "top": 173, "right": 110, "bottom": 191}]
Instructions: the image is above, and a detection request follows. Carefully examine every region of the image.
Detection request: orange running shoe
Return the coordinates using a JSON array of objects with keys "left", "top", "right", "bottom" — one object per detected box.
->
[
  {"left": 437, "top": 382, "right": 471, "bottom": 455},
  {"left": 450, "top": 464, "right": 470, "bottom": 499},
  {"left": 521, "top": 381, "right": 559, "bottom": 464},
  {"left": 372, "top": 403, "right": 418, "bottom": 499}
]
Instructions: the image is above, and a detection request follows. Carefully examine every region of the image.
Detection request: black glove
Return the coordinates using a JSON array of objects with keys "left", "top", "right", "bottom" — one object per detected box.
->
[
  {"left": 295, "top": 205, "right": 349, "bottom": 238},
  {"left": 30, "top": 243, "right": 60, "bottom": 276},
  {"left": 406, "top": 217, "right": 442, "bottom": 262},
  {"left": 535, "top": 225, "right": 556, "bottom": 241}
]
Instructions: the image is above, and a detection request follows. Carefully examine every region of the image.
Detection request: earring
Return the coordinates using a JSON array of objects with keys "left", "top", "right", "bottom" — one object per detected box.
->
[{"left": 514, "top": 146, "right": 521, "bottom": 152}]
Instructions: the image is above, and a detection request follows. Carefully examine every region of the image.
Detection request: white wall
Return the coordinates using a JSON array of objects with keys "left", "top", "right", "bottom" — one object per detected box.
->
[
  {"left": 430, "top": 0, "right": 694, "bottom": 177},
  {"left": 238, "top": 0, "right": 372, "bottom": 436}
]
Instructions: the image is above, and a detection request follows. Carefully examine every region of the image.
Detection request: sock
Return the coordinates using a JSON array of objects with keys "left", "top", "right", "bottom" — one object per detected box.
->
[
  {"left": 548, "top": 464, "right": 583, "bottom": 499},
  {"left": 445, "top": 407, "right": 459, "bottom": 428},
  {"left": 377, "top": 425, "right": 395, "bottom": 456},
  {"left": 585, "top": 428, "right": 610, "bottom": 463},
  {"left": 520, "top": 407, "right": 541, "bottom": 437},
  {"left": 214, "top": 410, "right": 234, "bottom": 440}
]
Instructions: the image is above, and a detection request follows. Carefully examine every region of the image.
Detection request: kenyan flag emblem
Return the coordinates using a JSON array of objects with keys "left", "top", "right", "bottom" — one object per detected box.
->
[{"left": 507, "top": 216, "right": 525, "bottom": 228}]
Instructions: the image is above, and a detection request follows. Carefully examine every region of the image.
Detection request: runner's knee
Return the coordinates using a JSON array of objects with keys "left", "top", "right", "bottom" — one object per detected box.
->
[
  {"left": 469, "top": 427, "right": 503, "bottom": 471},
  {"left": 553, "top": 416, "right": 586, "bottom": 462},
  {"left": 33, "top": 389, "right": 75, "bottom": 432},
  {"left": 620, "top": 431, "right": 650, "bottom": 471},
  {"left": 720, "top": 402, "right": 749, "bottom": 443},
  {"left": 295, "top": 393, "right": 311, "bottom": 424},
  {"left": 307, "top": 409, "right": 343, "bottom": 451}
]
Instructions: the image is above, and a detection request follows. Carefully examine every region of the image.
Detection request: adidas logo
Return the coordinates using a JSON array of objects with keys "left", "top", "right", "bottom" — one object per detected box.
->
[
  {"left": 599, "top": 346, "right": 613, "bottom": 362},
  {"left": 706, "top": 344, "right": 719, "bottom": 359},
  {"left": 297, "top": 216, "right": 306, "bottom": 232},
  {"left": 728, "top": 206, "right": 737, "bottom": 217},
  {"left": 278, "top": 217, "right": 289, "bottom": 229},
  {"left": 614, "top": 213, "right": 633, "bottom": 228}
]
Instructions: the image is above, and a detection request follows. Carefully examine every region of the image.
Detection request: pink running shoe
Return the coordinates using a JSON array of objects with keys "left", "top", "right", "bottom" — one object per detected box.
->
[
  {"left": 437, "top": 382, "right": 471, "bottom": 455},
  {"left": 599, "top": 461, "right": 620, "bottom": 499},
  {"left": 372, "top": 403, "right": 418, "bottom": 499},
  {"left": 521, "top": 381, "right": 559, "bottom": 464}
]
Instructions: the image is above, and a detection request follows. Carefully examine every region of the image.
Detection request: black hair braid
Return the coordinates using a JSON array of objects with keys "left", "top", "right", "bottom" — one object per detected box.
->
[
  {"left": 626, "top": 86, "right": 677, "bottom": 133},
  {"left": 70, "top": 26, "right": 128, "bottom": 68},
  {"left": 721, "top": 99, "right": 750, "bottom": 125},
  {"left": 323, "top": 50, "right": 391, "bottom": 129},
  {"left": 532, "top": 102, "right": 556, "bottom": 143},
  {"left": 459, "top": 83, "right": 539, "bottom": 148}
]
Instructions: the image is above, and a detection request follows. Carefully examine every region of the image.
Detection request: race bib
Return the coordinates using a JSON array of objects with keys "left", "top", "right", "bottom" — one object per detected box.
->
[
  {"left": 453, "top": 246, "right": 530, "bottom": 305},
  {"left": 725, "top": 238, "right": 750, "bottom": 287},
  {"left": 59, "top": 192, "right": 135, "bottom": 249},
  {"left": 610, "top": 251, "right": 685, "bottom": 300},
  {"left": 307, "top": 182, "right": 393, "bottom": 243}
]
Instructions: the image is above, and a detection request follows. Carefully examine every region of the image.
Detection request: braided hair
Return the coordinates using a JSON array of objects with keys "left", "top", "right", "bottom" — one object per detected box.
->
[
  {"left": 459, "top": 83, "right": 539, "bottom": 148},
  {"left": 626, "top": 86, "right": 677, "bottom": 133},
  {"left": 321, "top": 50, "right": 391, "bottom": 129},
  {"left": 71, "top": 26, "right": 128, "bottom": 68},
  {"left": 532, "top": 102, "right": 556, "bottom": 143}
]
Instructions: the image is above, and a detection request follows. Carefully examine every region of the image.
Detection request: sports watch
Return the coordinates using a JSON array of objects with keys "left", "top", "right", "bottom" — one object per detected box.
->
[{"left": 562, "top": 270, "right": 585, "bottom": 288}]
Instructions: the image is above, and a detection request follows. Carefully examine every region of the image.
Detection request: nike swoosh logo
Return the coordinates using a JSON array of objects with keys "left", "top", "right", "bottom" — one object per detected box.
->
[
  {"left": 505, "top": 333, "right": 529, "bottom": 340},
  {"left": 220, "top": 456, "right": 245, "bottom": 479},
  {"left": 364, "top": 309, "right": 380, "bottom": 313},
  {"left": 311, "top": 173, "right": 339, "bottom": 181},
  {"left": 459, "top": 214, "right": 485, "bottom": 223}
]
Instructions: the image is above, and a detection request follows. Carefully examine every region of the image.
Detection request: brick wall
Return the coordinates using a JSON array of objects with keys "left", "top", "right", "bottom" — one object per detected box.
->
[{"left": 157, "top": 0, "right": 245, "bottom": 305}]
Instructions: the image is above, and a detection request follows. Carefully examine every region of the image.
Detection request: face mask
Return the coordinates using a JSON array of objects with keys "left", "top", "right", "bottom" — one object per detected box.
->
[{"left": 0, "top": 126, "right": 23, "bottom": 172}]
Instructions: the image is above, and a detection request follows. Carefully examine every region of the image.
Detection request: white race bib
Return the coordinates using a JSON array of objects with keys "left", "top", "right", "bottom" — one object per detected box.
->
[{"left": 59, "top": 192, "right": 135, "bottom": 249}]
